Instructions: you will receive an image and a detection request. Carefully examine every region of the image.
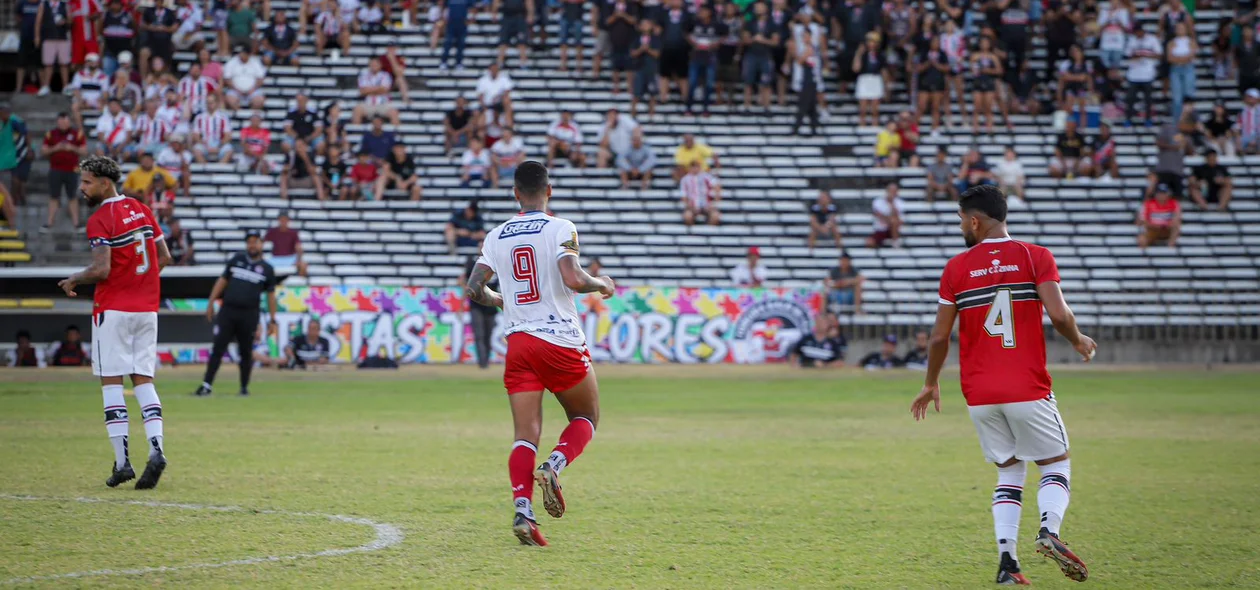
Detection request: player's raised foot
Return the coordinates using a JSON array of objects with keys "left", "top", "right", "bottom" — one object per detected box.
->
[
  {"left": 193, "top": 385, "right": 212, "bottom": 397},
  {"left": 1035, "top": 527, "right": 1088, "bottom": 582},
  {"left": 134, "top": 453, "right": 167, "bottom": 490},
  {"left": 534, "top": 463, "right": 565, "bottom": 518},
  {"left": 995, "top": 553, "right": 1030, "bottom": 585},
  {"left": 105, "top": 463, "right": 135, "bottom": 488},
  {"left": 512, "top": 513, "right": 548, "bottom": 547}
]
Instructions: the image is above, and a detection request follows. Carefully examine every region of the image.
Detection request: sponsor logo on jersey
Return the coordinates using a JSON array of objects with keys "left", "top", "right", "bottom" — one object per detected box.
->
[
  {"left": 500, "top": 219, "right": 549, "bottom": 238},
  {"left": 122, "top": 210, "right": 146, "bottom": 224},
  {"left": 969, "top": 259, "right": 1021, "bottom": 278}
]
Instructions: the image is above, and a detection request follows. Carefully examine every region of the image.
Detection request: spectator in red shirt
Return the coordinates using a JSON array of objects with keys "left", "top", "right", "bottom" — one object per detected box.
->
[
  {"left": 1137, "top": 183, "right": 1181, "bottom": 248},
  {"left": 239, "top": 111, "right": 272, "bottom": 174},
  {"left": 42, "top": 112, "right": 88, "bottom": 232},
  {"left": 263, "top": 211, "right": 306, "bottom": 275},
  {"left": 895, "top": 111, "right": 920, "bottom": 167},
  {"left": 348, "top": 151, "right": 380, "bottom": 200}
]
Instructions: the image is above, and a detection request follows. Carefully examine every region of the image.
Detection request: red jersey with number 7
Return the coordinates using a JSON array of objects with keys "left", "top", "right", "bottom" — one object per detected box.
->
[
  {"left": 937, "top": 237, "right": 1060, "bottom": 406},
  {"left": 86, "top": 195, "right": 165, "bottom": 313}
]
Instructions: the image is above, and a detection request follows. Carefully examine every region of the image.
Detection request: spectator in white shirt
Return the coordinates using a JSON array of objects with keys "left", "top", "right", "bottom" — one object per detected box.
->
[
  {"left": 475, "top": 62, "right": 515, "bottom": 119},
  {"left": 868, "top": 181, "right": 905, "bottom": 248},
  {"left": 156, "top": 133, "right": 193, "bottom": 198},
  {"left": 490, "top": 127, "right": 526, "bottom": 186},
  {"left": 679, "top": 160, "right": 721, "bottom": 226},
  {"left": 992, "top": 145, "right": 1027, "bottom": 206},
  {"left": 173, "top": 0, "right": 205, "bottom": 50},
  {"left": 353, "top": 57, "right": 399, "bottom": 125},
  {"left": 594, "top": 108, "right": 639, "bottom": 169},
  {"left": 69, "top": 53, "right": 110, "bottom": 128},
  {"left": 730, "top": 246, "right": 768, "bottom": 287},
  {"left": 1124, "top": 27, "right": 1162, "bottom": 126},
  {"left": 460, "top": 136, "right": 494, "bottom": 187},
  {"left": 355, "top": 0, "right": 385, "bottom": 34},
  {"left": 545, "top": 110, "right": 586, "bottom": 168},
  {"left": 223, "top": 44, "right": 268, "bottom": 111},
  {"left": 190, "top": 93, "right": 236, "bottom": 163},
  {"left": 94, "top": 97, "right": 135, "bottom": 160}
]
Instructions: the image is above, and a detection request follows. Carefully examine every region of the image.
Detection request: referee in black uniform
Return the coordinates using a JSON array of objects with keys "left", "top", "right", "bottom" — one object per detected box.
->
[{"left": 194, "top": 231, "right": 278, "bottom": 397}]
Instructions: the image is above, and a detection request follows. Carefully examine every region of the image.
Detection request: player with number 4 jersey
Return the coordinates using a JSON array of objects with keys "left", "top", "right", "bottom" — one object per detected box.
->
[
  {"left": 910, "top": 185, "right": 1096, "bottom": 586},
  {"left": 465, "top": 161, "right": 616, "bottom": 547},
  {"left": 59, "top": 156, "right": 174, "bottom": 492}
]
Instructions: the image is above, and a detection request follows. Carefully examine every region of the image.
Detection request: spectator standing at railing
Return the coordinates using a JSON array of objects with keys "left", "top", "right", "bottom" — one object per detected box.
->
[
  {"left": 1124, "top": 26, "right": 1161, "bottom": 127},
  {"left": 1097, "top": 0, "right": 1134, "bottom": 70},
  {"left": 138, "top": 0, "right": 179, "bottom": 78},
  {"left": 558, "top": 0, "right": 585, "bottom": 72},
  {"left": 605, "top": 0, "right": 640, "bottom": 96},
  {"left": 42, "top": 112, "right": 86, "bottom": 233},
  {"left": 629, "top": 19, "right": 661, "bottom": 119},
  {"left": 460, "top": 254, "right": 498, "bottom": 369},
  {"left": 741, "top": 1, "right": 777, "bottom": 111},
  {"left": 1166, "top": 22, "right": 1198, "bottom": 123},
  {"left": 67, "top": 52, "right": 108, "bottom": 129},
  {"left": 34, "top": 0, "right": 74, "bottom": 96},
  {"left": 494, "top": 0, "right": 534, "bottom": 69},
  {"left": 685, "top": 5, "right": 721, "bottom": 117},
  {"left": 438, "top": 0, "right": 471, "bottom": 70},
  {"left": 730, "top": 246, "right": 767, "bottom": 288},
  {"left": 655, "top": 0, "right": 693, "bottom": 107},
  {"left": 99, "top": 0, "right": 135, "bottom": 79},
  {"left": 15, "top": 0, "right": 41, "bottom": 93}
]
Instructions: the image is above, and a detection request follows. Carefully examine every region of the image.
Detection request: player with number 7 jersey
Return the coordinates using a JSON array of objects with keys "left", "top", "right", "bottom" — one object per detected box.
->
[
  {"left": 465, "top": 161, "right": 616, "bottom": 548},
  {"left": 910, "top": 186, "right": 1096, "bottom": 586}
]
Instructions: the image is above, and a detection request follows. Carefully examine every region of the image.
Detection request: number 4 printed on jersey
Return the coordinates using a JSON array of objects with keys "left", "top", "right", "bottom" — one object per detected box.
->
[{"left": 983, "top": 289, "right": 1016, "bottom": 348}]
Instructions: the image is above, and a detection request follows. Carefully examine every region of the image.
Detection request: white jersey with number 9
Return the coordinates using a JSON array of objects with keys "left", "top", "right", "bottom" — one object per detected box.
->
[{"left": 477, "top": 211, "right": 587, "bottom": 349}]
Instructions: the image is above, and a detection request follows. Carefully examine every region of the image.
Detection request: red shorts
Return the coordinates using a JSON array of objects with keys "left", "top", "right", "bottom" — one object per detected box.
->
[
  {"left": 72, "top": 35, "right": 100, "bottom": 65},
  {"left": 504, "top": 332, "right": 590, "bottom": 395}
]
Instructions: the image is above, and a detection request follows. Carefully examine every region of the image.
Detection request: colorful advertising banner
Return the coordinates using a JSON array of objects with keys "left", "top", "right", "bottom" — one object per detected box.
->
[{"left": 167, "top": 286, "right": 826, "bottom": 364}]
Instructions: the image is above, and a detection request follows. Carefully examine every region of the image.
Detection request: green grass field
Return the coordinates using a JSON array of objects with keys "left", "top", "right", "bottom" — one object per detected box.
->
[{"left": 1, "top": 366, "right": 1258, "bottom": 589}]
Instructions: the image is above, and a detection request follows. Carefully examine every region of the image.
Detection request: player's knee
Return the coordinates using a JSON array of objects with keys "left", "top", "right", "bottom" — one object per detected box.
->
[
  {"left": 995, "top": 456, "right": 1021, "bottom": 468},
  {"left": 1034, "top": 452, "right": 1069, "bottom": 466}
]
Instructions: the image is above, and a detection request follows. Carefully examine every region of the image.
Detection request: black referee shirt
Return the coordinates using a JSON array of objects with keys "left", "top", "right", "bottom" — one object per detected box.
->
[
  {"left": 221, "top": 252, "right": 277, "bottom": 309},
  {"left": 793, "top": 334, "right": 846, "bottom": 367}
]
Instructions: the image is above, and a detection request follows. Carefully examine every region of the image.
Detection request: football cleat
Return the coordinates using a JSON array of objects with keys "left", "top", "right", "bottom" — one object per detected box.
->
[
  {"left": 512, "top": 513, "right": 548, "bottom": 547},
  {"left": 105, "top": 463, "right": 135, "bottom": 488},
  {"left": 534, "top": 463, "right": 566, "bottom": 519},
  {"left": 134, "top": 453, "right": 167, "bottom": 490},
  {"left": 1035, "top": 527, "right": 1088, "bottom": 582},
  {"left": 193, "top": 385, "right": 212, "bottom": 397},
  {"left": 238, "top": 388, "right": 250, "bottom": 397},
  {"left": 996, "top": 552, "right": 1031, "bottom": 585}
]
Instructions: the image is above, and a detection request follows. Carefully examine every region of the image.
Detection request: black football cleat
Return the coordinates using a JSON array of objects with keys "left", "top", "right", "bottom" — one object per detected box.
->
[
  {"left": 512, "top": 513, "right": 548, "bottom": 547},
  {"left": 193, "top": 385, "right": 212, "bottom": 397},
  {"left": 995, "top": 552, "right": 1031, "bottom": 585},
  {"left": 134, "top": 453, "right": 167, "bottom": 490},
  {"left": 1035, "top": 527, "right": 1088, "bottom": 582},
  {"left": 238, "top": 388, "right": 250, "bottom": 397},
  {"left": 534, "top": 463, "right": 566, "bottom": 518},
  {"left": 105, "top": 463, "right": 135, "bottom": 488}
]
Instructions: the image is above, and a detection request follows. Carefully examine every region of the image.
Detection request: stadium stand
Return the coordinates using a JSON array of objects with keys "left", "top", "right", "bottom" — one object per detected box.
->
[{"left": 6, "top": 0, "right": 1260, "bottom": 338}]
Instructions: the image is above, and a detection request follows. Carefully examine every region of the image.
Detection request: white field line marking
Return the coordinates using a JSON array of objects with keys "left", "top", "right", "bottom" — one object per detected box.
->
[{"left": 0, "top": 494, "right": 405, "bottom": 585}]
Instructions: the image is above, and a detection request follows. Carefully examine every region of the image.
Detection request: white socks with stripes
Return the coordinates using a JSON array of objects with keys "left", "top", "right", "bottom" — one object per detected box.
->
[
  {"left": 102, "top": 384, "right": 129, "bottom": 469},
  {"left": 993, "top": 461, "right": 1027, "bottom": 561},
  {"left": 1038, "top": 459, "right": 1071, "bottom": 535},
  {"left": 133, "top": 383, "right": 165, "bottom": 459}
]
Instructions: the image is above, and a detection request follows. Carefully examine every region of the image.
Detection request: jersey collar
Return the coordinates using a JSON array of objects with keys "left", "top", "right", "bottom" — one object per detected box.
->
[
  {"left": 100, "top": 195, "right": 126, "bottom": 205},
  {"left": 517, "top": 210, "right": 546, "bottom": 217},
  {"left": 981, "top": 237, "right": 1012, "bottom": 243}
]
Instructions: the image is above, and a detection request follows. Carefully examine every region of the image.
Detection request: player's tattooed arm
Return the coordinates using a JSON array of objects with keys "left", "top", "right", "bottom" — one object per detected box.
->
[
  {"left": 58, "top": 245, "right": 113, "bottom": 296},
  {"left": 155, "top": 239, "right": 174, "bottom": 270},
  {"left": 466, "top": 263, "right": 504, "bottom": 308},
  {"left": 558, "top": 256, "right": 615, "bottom": 299}
]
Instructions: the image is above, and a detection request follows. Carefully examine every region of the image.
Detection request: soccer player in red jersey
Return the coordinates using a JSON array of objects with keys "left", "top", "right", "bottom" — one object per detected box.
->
[
  {"left": 466, "top": 162, "right": 616, "bottom": 546},
  {"left": 58, "top": 156, "right": 174, "bottom": 490},
  {"left": 911, "top": 185, "right": 1097, "bottom": 585}
]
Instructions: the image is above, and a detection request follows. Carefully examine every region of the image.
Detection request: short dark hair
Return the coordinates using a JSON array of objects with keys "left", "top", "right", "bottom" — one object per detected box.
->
[
  {"left": 79, "top": 155, "right": 123, "bottom": 183},
  {"left": 66, "top": 324, "right": 80, "bottom": 333},
  {"left": 959, "top": 184, "right": 1008, "bottom": 222},
  {"left": 514, "top": 161, "right": 550, "bottom": 200},
  {"left": 16, "top": 330, "right": 31, "bottom": 341}
]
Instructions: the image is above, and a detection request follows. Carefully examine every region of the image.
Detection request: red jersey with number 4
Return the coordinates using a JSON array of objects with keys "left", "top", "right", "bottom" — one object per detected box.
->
[
  {"left": 938, "top": 237, "right": 1060, "bottom": 406},
  {"left": 87, "top": 195, "right": 164, "bottom": 313}
]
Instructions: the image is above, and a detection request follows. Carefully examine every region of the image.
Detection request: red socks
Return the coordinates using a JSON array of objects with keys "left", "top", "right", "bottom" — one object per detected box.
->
[
  {"left": 547, "top": 417, "right": 595, "bottom": 474},
  {"left": 509, "top": 440, "right": 537, "bottom": 509}
]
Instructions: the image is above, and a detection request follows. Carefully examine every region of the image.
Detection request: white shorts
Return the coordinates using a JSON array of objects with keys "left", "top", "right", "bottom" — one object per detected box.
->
[
  {"left": 855, "top": 73, "right": 884, "bottom": 101},
  {"left": 91, "top": 310, "right": 159, "bottom": 377},
  {"left": 968, "top": 395, "right": 1070, "bottom": 463}
]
